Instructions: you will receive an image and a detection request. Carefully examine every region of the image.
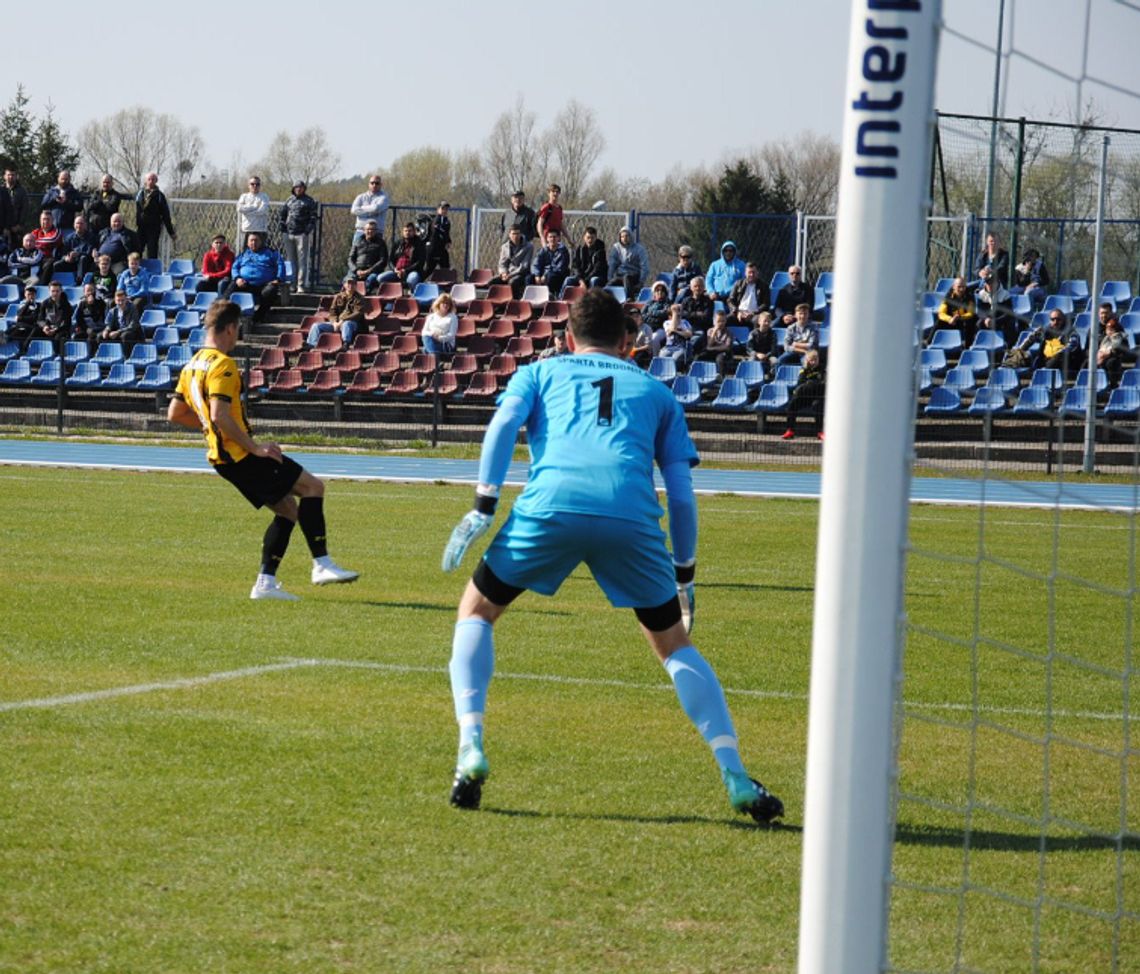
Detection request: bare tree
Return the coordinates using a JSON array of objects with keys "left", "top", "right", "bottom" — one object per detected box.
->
[
  {"left": 750, "top": 132, "right": 841, "bottom": 214},
  {"left": 482, "top": 95, "right": 546, "bottom": 201},
  {"left": 258, "top": 126, "right": 341, "bottom": 187},
  {"left": 78, "top": 107, "right": 204, "bottom": 193},
  {"left": 385, "top": 146, "right": 453, "bottom": 205},
  {"left": 548, "top": 100, "right": 605, "bottom": 205}
]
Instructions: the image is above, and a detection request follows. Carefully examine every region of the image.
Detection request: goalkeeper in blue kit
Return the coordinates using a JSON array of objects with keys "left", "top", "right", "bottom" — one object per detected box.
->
[{"left": 441, "top": 288, "right": 783, "bottom": 823}]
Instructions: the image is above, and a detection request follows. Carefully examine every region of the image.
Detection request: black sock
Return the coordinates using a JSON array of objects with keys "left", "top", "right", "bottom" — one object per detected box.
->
[
  {"left": 297, "top": 497, "right": 328, "bottom": 558},
  {"left": 260, "top": 515, "right": 295, "bottom": 575}
]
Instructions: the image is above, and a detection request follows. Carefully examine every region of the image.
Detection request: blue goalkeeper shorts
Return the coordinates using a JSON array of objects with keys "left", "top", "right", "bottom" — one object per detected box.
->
[{"left": 482, "top": 510, "right": 676, "bottom": 608}]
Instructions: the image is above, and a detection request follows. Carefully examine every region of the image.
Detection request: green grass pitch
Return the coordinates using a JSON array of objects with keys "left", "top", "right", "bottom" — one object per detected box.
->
[{"left": 0, "top": 464, "right": 1134, "bottom": 973}]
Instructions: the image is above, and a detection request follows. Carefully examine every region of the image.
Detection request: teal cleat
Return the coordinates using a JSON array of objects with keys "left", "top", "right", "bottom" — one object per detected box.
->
[
  {"left": 723, "top": 769, "right": 784, "bottom": 824},
  {"left": 449, "top": 743, "right": 490, "bottom": 810}
]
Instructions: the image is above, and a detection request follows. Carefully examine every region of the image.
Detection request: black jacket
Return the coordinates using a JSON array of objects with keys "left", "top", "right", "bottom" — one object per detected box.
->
[{"left": 572, "top": 240, "right": 606, "bottom": 282}]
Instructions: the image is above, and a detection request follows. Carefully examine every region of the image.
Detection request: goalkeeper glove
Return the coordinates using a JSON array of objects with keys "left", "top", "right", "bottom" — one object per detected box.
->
[
  {"left": 675, "top": 561, "right": 696, "bottom": 634},
  {"left": 442, "top": 489, "right": 498, "bottom": 572}
]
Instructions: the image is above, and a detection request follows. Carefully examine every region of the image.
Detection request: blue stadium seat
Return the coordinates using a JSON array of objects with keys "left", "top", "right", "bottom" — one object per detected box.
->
[
  {"left": 1100, "top": 281, "right": 1132, "bottom": 308},
  {"left": 921, "top": 291, "right": 941, "bottom": 311},
  {"left": 1120, "top": 368, "right": 1140, "bottom": 389},
  {"left": 1042, "top": 294, "right": 1074, "bottom": 315},
  {"left": 1074, "top": 368, "right": 1109, "bottom": 394},
  {"left": 136, "top": 364, "right": 174, "bottom": 391},
  {"left": 188, "top": 291, "right": 218, "bottom": 314},
  {"left": 91, "top": 342, "right": 124, "bottom": 368},
  {"left": 986, "top": 367, "right": 1020, "bottom": 397},
  {"left": 929, "top": 329, "right": 963, "bottom": 357},
  {"left": 34, "top": 286, "right": 50, "bottom": 302},
  {"left": 1072, "top": 312, "right": 1092, "bottom": 348},
  {"left": 752, "top": 381, "right": 791, "bottom": 414},
  {"left": 173, "top": 310, "right": 200, "bottom": 335},
  {"left": 152, "top": 327, "right": 179, "bottom": 352},
  {"left": 604, "top": 286, "right": 627, "bottom": 304},
  {"left": 140, "top": 308, "right": 166, "bottom": 336},
  {"left": 166, "top": 258, "right": 195, "bottom": 280},
  {"left": 655, "top": 272, "right": 674, "bottom": 289},
  {"left": 23, "top": 340, "right": 55, "bottom": 365},
  {"left": 941, "top": 366, "right": 977, "bottom": 397},
  {"left": 65, "top": 361, "right": 102, "bottom": 387},
  {"left": 1011, "top": 385, "right": 1052, "bottom": 415},
  {"left": 165, "top": 344, "right": 192, "bottom": 369},
  {"left": 50, "top": 271, "right": 76, "bottom": 288},
  {"left": 229, "top": 291, "right": 256, "bottom": 317},
  {"left": 64, "top": 286, "right": 83, "bottom": 304},
  {"left": 180, "top": 274, "right": 202, "bottom": 294},
  {"left": 967, "top": 386, "right": 1009, "bottom": 416},
  {"left": 957, "top": 349, "right": 991, "bottom": 378},
  {"left": 920, "top": 347, "right": 948, "bottom": 375},
  {"left": 816, "top": 271, "right": 835, "bottom": 299},
  {"left": 0, "top": 358, "right": 32, "bottom": 384},
  {"left": 970, "top": 330, "right": 1006, "bottom": 354},
  {"left": 62, "top": 341, "right": 89, "bottom": 365},
  {"left": 648, "top": 357, "right": 676, "bottom": 385},
  {"left": 29, "top": 360, "right": 62, "bottom": 386},
  {"left": 774, "top": 364, "right": 801, "bottom": 385},
  {"left": 635, "top": 287, "right": 653, "bottom": 304},
  {"left": 1059, "top": 279, "right": 1090, "bottom": 311},
  {"left": 918, "top": 367, "right": 934, "bottom": 394},
  {"left": 0, "top": 340, "right": 19, "bottom": 362},
  {"left": 1120, "top": 313, "right": 1140, "bottom": 340},
  {"left": 147, "top": 273, "right": 174, "bottom": 297},
  {"left": 187, "top": 328, "right": 206, "bottom": 351},
  {"left": 1009, "top": 293, "right": 1032, "bottom": 318},
  {"left": 727, "top": 325, "right": 750, "bottom": 348},
  {"left": 924, "top": 386, "right": 963, "bottom": 415},
  {"left": 1030, "top": 368, "right": 1063, "bottom": 392},
  {"left": 1059, "top": 386, "right": 1096, "bottom": 416},
  {"left": 141, "top": 258, "right": 163, "bottom": 276},
  {"left": 709, "top": 377, "right": 750, "bottom": 411},
  {"left": 0, "top": 283, "right": 20, "bottom": 304},
  {"left": 732, "top": 359, "right": 767, "bottom": 392},
  {"left": 672, "top": 374, "right": 701, "bottom": 409},
  {"left": 688, "top": 360, "right": 721, "bottom": 389},
  {"left": 413, "top": 282, "right": 440, "bottom": 313},
  {"left": 1105, "top": 386, "right": 1140, "bottom": 419},
  {"left": 934, "top": 277, "right": 954, "bottom": 294},
  {"left": 813, "top": 287, "right": 827, "bottom": 312},
  {"left": 100, "top": 363, "right": 137, "bottom": 388},
  {"left": 818, "top": 324, "right": 830, "bottom": 348},
  {"left": 126, "top": 344, "right": 158, "bottom": 368},
  {"left": 915, "top": 309, "right": 935, "bottom": 338},
  {"left": 156, "top": 289, "right": 187, "bottom": 313},
  {"left": 769, "top": 271, "right": 790, "bottom": 294}
]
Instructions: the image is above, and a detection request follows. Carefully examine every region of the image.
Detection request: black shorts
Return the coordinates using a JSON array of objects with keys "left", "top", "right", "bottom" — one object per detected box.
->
[{"left": 214, "top": 453, "right": 303, "bottom": 509}]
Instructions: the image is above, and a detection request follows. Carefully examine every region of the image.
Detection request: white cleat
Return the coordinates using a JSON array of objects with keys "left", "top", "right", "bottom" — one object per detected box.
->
[
  {"left": 250, "top": 577, "right": 301, "bottom": 601},
  {"left": 311, "top": 560, "right": 360, "bottom": 585}
]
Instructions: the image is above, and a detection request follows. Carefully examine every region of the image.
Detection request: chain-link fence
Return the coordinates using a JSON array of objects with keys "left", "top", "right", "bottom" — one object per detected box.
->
[
  {"left": 934, "top": 113, "right": 1140, "bottom": 288},
  {"left": 469, "top": 209, "right": 632, "bottom": 276}
]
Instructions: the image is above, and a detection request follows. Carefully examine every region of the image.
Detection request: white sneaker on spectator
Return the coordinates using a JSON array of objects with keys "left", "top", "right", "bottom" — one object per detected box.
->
[
  {"left": 250, "top": 576, "right": 300, "bottom": 601},
  {"left": 311, "top": 558, "right": 359, "bottom": 585}
]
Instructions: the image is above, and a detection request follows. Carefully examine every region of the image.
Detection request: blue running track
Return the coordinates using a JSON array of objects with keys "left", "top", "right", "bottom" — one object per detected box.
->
[{"left": 0, "top": 439, "right": 1136, "bottom": 512}]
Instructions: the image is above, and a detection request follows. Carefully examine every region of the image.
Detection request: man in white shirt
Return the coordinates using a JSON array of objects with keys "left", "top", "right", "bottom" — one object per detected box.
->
[
  {"left": 236, "top": 175, "right": 270, "bottom": 244},
  {"left": 350, "top": 175, "right": 390, "bottom": 248}
]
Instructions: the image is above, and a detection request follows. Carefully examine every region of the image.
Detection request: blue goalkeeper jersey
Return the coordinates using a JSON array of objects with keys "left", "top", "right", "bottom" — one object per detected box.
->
[{"left": 499, "top": 353, "right": 699, "bottom": 523}]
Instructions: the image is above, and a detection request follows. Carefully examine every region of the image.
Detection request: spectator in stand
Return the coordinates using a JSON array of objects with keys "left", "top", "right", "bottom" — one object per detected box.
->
[
  {"left": 424, "top": 201, "right": 452, "bottom": 274},
  {"left": 976, "top": 269, "right": 1016, "bottom": 346},
  {"left": 1, "top": 233, "right": 44, "bottom": 287},
  {"left": 35, "top": 279, "right": 73, "bottom": 347},
  {"left": 773, "top": 265, "right": 813, "bottom": 326},
  {"left": 498, "top": 224, "right": 533, "bottom": 299},
  {"left": 657, "top": 304, "right": 692, "bottom": 367},
  {"left": 936, "top": 276, "right": 978, "bottom": 346},
  {"left": 671, "top": 245, "right": 701, "bottom": 302},
  {"left": 3, "top": 168, "right": 31, "bottom": 249},
  {"left": 746, "top": 310, "right": 779, "bottom": 378},
  {"left": 225, "top": 232, "right": 285, "bottom": 324},
  {"left": 72, "top": 281, "right": 106, "bottom": 350},
  {"left": 97, "top": 212, "right": 141, "bottom": 275},
  {"left": 680, "top": 275, "right": 715, "bottom": 338},
  {"left": 974, "top": 231, "right": 1009, "bottom": 288},
  {"left": 502, "top": 190, "right": 537, "bottom": 241},
  {"left": 279, "top": 180, "right": 318, "bottom": 293},
  {"left": 571, "top": 225, "right": 606, "bottom": 289},
  {"left": 727, "top": 262, "right": 770, "bottom": 327},
  {"left": 530, "top": 229, "right": 571, "bottom": 297},
  {"left": 135, "top": 172, "right": 176, "bottom": 261},
  {"left": 1096, "top": 311, "right": 1129, "bottom": 387},
  {"left": 200, "top": 234, "right": 236, "bottom": 292},
  {"left": 704, "top": 241, "right": 746, "bottom": 302},
  {"left": 236, "top": 175, "right": 270, "bottom": 243},
  {"left": 781, "top": 348, "right": 826, "bottom": 441},
  {"left": 375, "top": 222, "right": 426, "bottom": 292},
  {"left": 422, "top": 291, "right": 460, "bottom": 357},
  {"left": 535, "top": 184, "right": 564, "bottom": 242},
  {"left": 40, "top": 169, "right": 83, "bottom": 231},
  {"left": 87, "top": 253, "right": 117, "bottom": 301},
  {"left": 306, "top": 277, "right": 365, "bottom": 348},
  {"left": 9, "top": 284, "right": 40, "bottom": 351},
  {"left": 350, "top": 175, "right": 389, "bottom": 247},
  {"left": 347, "top": 220, "right": 389, "bottom": 292},
  {"left": 607, "top": 226, "right": 649, "bottom": 299},
  {"left": 777, "top": 303, "right": 819, "bottom": 366},
  {"left": 0, "top": 177, "right": 11, "bottom": 252},
  {"left": 57, "top": 213, "right": 97, "bottom": 283},
  {"left": 117, "top": 252, "right": 152, "bottom": 316},
  {"left": 1010, "top": 247, "right": 1049, "bottom": 307},
  {"left": 642, "top": 281, "right": 673, "bottom": 335},
  {"left": 85, "top": 174, "right": 123, "bottom": 236},
  {"left": 538, "top": 331, "right": 568, "bottom": 359},
  {"left": 697, "top": 308, "right": 735, "bottom": 376},
  {"left": 99, "top": 288, "right": 143, "bottom": 349},
  {"left": 32, "top": 211, "right": 65, "bottom": 282},
  {"left": 627, "top": 307, "right": 654, "bottom": 368}
]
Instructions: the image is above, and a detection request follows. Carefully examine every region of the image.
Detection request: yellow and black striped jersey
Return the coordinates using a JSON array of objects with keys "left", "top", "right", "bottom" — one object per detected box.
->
[{"left": 173, "top": 348, "right": 252, "bottom": 464}]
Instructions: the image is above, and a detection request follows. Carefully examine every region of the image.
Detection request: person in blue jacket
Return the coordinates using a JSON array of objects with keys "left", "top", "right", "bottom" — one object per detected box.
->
[
  {"left": 224, "top": 232, "right": 285, "bottom": 324},
  {"left": 704, "top": 240, "right": 746, "bottom": 302},
  {"left": 530, "top": 229, "right": 571, "bottom": 296}
]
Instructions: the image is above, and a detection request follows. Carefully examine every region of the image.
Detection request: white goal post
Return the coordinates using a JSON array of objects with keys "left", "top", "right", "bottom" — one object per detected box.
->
[{"left": 797, "top": 3, "right": 942, "bottom": 973}]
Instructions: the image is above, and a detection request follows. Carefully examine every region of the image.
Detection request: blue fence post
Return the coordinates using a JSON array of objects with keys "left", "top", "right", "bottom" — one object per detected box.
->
[{"left": 1055, "top": 221, "right": 1065, "bottom": 286}]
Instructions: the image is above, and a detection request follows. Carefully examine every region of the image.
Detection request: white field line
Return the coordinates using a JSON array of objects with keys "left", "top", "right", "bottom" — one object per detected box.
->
[{"left": 2, "top": 656, "right": 1127, "bottom": 724}]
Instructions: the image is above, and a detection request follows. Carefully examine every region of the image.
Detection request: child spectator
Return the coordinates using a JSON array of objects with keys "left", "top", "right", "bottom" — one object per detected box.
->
[
  {"left": 746, "top": 311, "right": 779, "bottom": 379},
  {"left": 117, "top": 253, "right": 151, "bottom": 316},
  {"left": 781, "top": 349, "right": 826, "bottom": 441},
  {"left": 200, "top": 234, "right": 236, "bottom": 292}
]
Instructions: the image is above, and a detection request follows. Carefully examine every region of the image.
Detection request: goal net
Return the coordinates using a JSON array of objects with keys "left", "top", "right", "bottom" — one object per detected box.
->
[{"left": 799, "top": 2, "right": 1139, "bottom": 972}]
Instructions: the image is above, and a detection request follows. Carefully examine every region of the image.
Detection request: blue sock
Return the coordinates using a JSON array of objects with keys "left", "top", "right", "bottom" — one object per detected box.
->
[
  {"left": 449, "top": 618, "right": 494, "bottom": 751},
  {"left": 664, "top": 646, "right": 746, "bottom": 775}
]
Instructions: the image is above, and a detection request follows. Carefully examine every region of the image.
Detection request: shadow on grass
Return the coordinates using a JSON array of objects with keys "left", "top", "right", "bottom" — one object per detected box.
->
[
  {"left": 481, "top": 805, "right": 802, "bottom": 833},
  {"left": 361, "top": 600, "right": 571, "bottom": 617},
  {"left": 895, "top": 823, "right": 1139, "bottom": 853},
  {"left": 699, "top": 581, "right": 814, "bottom": 594}
]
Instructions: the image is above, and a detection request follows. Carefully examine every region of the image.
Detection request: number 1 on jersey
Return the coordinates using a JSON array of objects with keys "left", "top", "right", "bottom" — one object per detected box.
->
[{"left": 591, "top": 376, "right": 614, "bottom": 426}]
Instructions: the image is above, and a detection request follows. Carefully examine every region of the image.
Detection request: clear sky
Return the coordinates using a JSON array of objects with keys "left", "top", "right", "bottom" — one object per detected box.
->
[{"left": 8, "top": 0, "right": 1140, "bottom": 187}]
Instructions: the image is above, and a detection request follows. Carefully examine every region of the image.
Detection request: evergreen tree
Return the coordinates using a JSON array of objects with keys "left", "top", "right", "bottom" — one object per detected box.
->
[
  {"left": 694, "top": 159, "right": 796, "bottom": 215},
  {"left": 32, "top": 104, "right": 79, "bottom": 192},
  {"left": 0, "top": 85, "right": 36, "bottom": 179}
]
